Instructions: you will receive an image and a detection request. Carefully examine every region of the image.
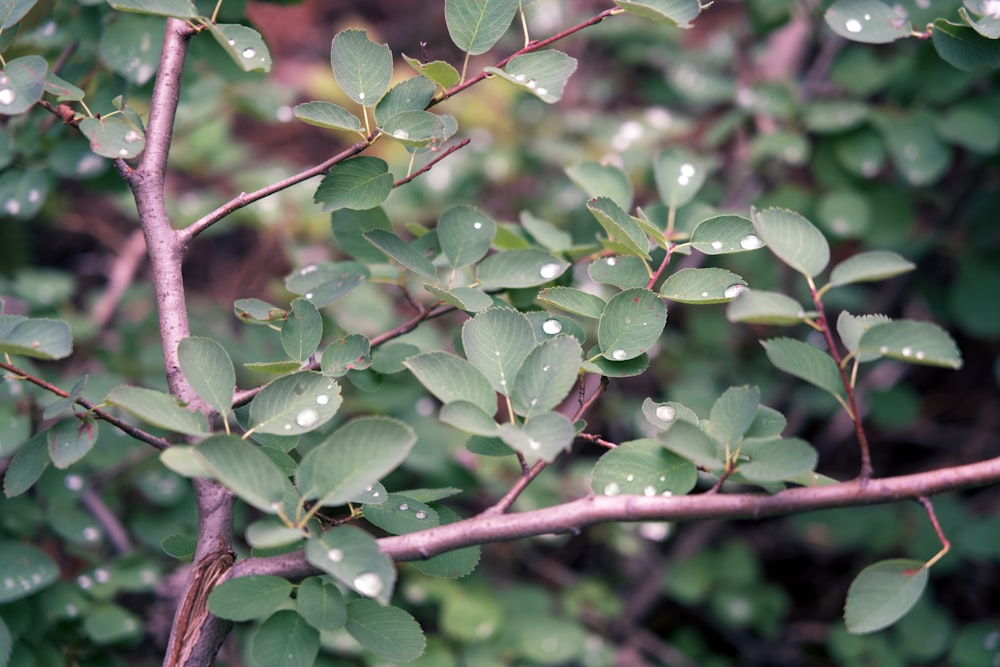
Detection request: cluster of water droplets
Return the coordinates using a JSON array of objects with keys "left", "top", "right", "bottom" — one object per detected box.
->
[
  {"left": 677, "top": 162, "right": 696, "bottom": 187},
  {"left": 0, "top": 73, "right": 16, "bottom": 107}
]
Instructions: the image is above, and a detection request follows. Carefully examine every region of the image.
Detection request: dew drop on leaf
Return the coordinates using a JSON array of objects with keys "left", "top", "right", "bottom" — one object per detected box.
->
[
  {"left": 353, "top": 572, "right": 384, "bottom": 597},
  {"left": 398, "top": 503, "right": 409, "bottom": 511},
  {"left": 0, "top": 88, "right": 16, "bottom": 106},
  {"left": 845, "top": 18, "right": 862, "bottom": 32},
  {"left": 316, "top": 394, "right": 329, "bottom": 405},
  {"left": 539, "top": 262, "right": 562, "bottom": 279},
  {"left": 528, "top": 438, "right": 541, "bottom": 450},
  {"left": 326, "top": 548, "right": 344, "bottom": 562},
  {"left": 643, "top": 485, "right": 657, "bottom": 496},
  {"left": 724, "top": 284, "right": 746, "bottom": 299},
  {"left": 606, "top": 257, "right": 617, "bottom": 266},
  {"left": 740, "top": 234, "right": 763, "bottom": 250},
  {"left": 542, "top": 318, "right": 563, "bottom": 335},
  {"left": 415, "top": 511, "right": 427, "bottom": 519},
  {"left": 392, "top": 129, "right": 410, "bottom": 140},
  {"left": 295, "top": 408, "right": 320, "bottom": 428},
  {"left": 603, "top": 482, "right": 620, "bottom": 496},
  {"left": 611, "top": 349, "right": 628, "bottom": 360},
  {"left": 655, "top": 405, "right": 676, "bottom": 422},
  {"left": 241, "top": 48, "right": 256, "bottom": 59}
]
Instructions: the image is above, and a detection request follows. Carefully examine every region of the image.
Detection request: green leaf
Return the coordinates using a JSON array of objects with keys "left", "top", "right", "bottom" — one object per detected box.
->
[
  {"left": 105, "top": 0, "right": 196, "bottom": 18},
  {"left": 738, "top": 437, "right": 818, "bottom": 483},
  {"left": 598, "top": 288, "right": 667, "bottom": 361},
  {"left": 3, "top": 432, "right": 48, "bottom": 497},
  {"left": 613, "top": 0, "right": 702, "bottom": 28},
  {"left": 485, "top": 50, "right": 579, "bottom": 103},
  {"left": 159, "top": 445, "right": 211, "bottom": 479},
  {"left": 363, "top": 228, "right": 437, "bottom": 279},
  {"left": 178, "top": 337, "right": 235, "bottom": 415},
  {"left": 876, "top": 111, "right": 951, "bottom": 186},
  {"left": 248, "top": 372, "right": 343, "bottom": 436},
  {"left": 405, "top": 351, "right": 496, "bottom": 415},
  {"left": 803, "top": 100, "right": 870, "bottom": 133},
  {"left": 107, "top": 385, "right": 207, "bottom": 435},
  {"left": 751, "top": 207, "right": 829, "bottom": 278},
  {"left": 641, "top": 398, "right": 699, "bottom": 431},
  {"left": 424, "top": 284, "right": 494, "bottom": 312},
  {"left": 537, "top": 286, "right": 606, "bottom": 319},
  {"left": 1, "top": 0, "right": 38, "bottom": 28},
  {"left": 331, "top": 208, "right": 394, "bottom": 263},
  {"left": 726, "top": 289, "right": 809, "bottom": 325},
  {"left": 381, "top": 110, "right": 446, "bottom": 148},
  {"left": 320, "top": 334, "right": 371, "bottom": 377},
  {"left": 364, "top": 494, "right": 439, "bottom": 535},
  {"left": 402, "top": 54, "right": 460, "bottom": 89},
  {"left": 194, "top": 435, "right": 299, "bottom": 515},
  {"left": 280, "top": 299, "right": 323, "bottom": 363},
  {"left": 296, "top": 577, "right": 347, "bottom": 632},
  {"left": 408, "top": 505, "right": 481, "bottom": 578},
  {"left": 314, "top": 157, "right": 393, "bottom": 212},
  {"left": 0, "top": 168, "right": 50, "bottom": 219},
  {"left": 932, "top": 18, "right": 1000, "bottom": 70},
  {"left": 330, "top": 29, "right": 393, "bottom": 106},
  {"left": 47, "top": 417, "right": 98, "bottom": 469},
  {"left": 708, "top": 386, "right": 760, "bottom": 446},
  {"left": 98, "top": 13, "right": 162, "bottom": 84},
  {"left": 375, "top": 75, "right": 437, "bottom": 127},
  {"left": 243, "top": 360, "right": 302, "bottom": 374},
  {"left": 208, "top": 575, "right": 293, "bottom": 621},
  {"left": 520, "top": 210, "right": 573, "bottom": 252},
  {"left": 0, "top": 402, "right": 30, "bottom": 456},
  {"left": 438, "top": 205, "right": 496, "bottom": 268},
  {"left": 249, "top": 610, "right": 320, "bottom": 667},
  {"left": 511, "top": 336, "right": 583, "bottom": 418},
  {"left": 439, "top": 401, "right": 498, "bottom": 436},
  {"left": 580, "top": 351, "right": 650, "bottom": 378},
  {"left": 587, "top": 255, "right": 649, "bottom": 289},
  {"left": 296, "top": 416, "right": 416, "bottom": 506},
  {"left": 305, "top": 526, "right": 396, "bottom": 603},
  {"left": 761, "top": 338, "right": 845, "bottom": 399},
  {"left": 83, "top": 603, "right": 142, "bottom": 644},
  {"left": 690, "top": 215, "right": 761, "bottom": 255},
  {"left": 828, "top": 251, "right": 915, "bottom": 288},
  {"left": 858, "top": 321, "right": 963, "bottom": 369},
  {"left": 234, "top": 298, "right": 286, "bottom": 325},
  {"left": 837, "top": 312, "right": 892, "bottom": 362},
  {"left": 0, "top": 55, "right": 45, "bottom": 116},
  {"left": 293, "top": 101, "right": 362, "bottom": 132},
  {"left": 654, "top": 150, "right": 710, "bottom": 209},
  {"left": 284, "top": 261, "right": 370, "bottom": 308},
  {"left": 79, "top": 113, "right": 145, "bottom": 159},
  {"left": 658, "top": 420, "right": 724, "bottom": 469},
  {"left": 445, "top": 0, "right": 518, "bottom": 55},
  {"left": 592, "top": 439, "right": 697, "bottom": 497},
  {"left": 960, "top": 5, "right": 1000, "bottom": 39},
  {"left": 659, "top": 268, "right": 747, "bottom": 304},
  {"left": 462, "top": 308, "right": 535, "bottom": 396},
  {"left": 371, "top": 342, "right": 420, "bottom": 374},
  {"left": 0, "top": 540, "right": 58, "bottom": 603},
  {"left": 586, "top": 197, "right": 650, "bottom": 260},
  {"left": 824, "top": 0, "right": 911, "bottom": 43},
  {"left": 0, "top": 316, "right": 72, "bottom": 359},
  {"left": 476, "top": 249, "right": 569, "bottom": 288},
  {"left": 936, "top": 103, "right": 1000, "bottom": 154},
  {"left": 566, "top": 162, "right": 633, "bottom": 210},
  {"left": 845, "top": 559, "right": 928, "bottom": 634},
  {"left": 497, "top": 411, "right": 575, "bottom": 463}
]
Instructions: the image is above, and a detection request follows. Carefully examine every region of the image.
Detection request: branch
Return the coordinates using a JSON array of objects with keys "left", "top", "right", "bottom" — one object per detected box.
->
[{"left": 392, "top": 138, "right": 471, "bottom": 188}]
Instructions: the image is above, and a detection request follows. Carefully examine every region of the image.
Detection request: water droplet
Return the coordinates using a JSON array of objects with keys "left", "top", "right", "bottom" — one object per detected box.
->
[
  {"left": 0, "top": 88, "right": 16, "bottom": 106},
  {"left": 542, "top": 318, "right": 563, "bottom": 334},
  {"left": 27, "top": 189, "right": 40, "bottom": 203},
  {"left": 710, "top": 240, "right": 724, "bottom": 250},
  {"left": 241, "top": 47, "right": 256, "bottom": 59},
  {"left": 65, "top": 604, "right": 78, "bottom": 617},
  {"left": 603, "top": 482, "right": 620, "bottom": 496},
  {"left": 5, "top": 200, "right": 20, "bottom": 215},
  {"left": 94, "top": 568, "right": 110, "bottom": 583},
  {"left": 82, "top": 526, "right": 101, "bottom": 542},
  {"left": 316, "top": 394, "right": 329, "bottom": 405},
  {"left": 529, "top": 397, "right": 539, "bottom": 406},
  {"left": 473, "top": 221, "right": 483, "bottom": 229},
  {"left": 915, "top": 351, "right": 925, "bottom": 360},
  {"left": 611, "top": 348, "right": 628, "bottom": 360},
  {"left": 643, "top": 485, "right": 657, "bottom": 497},
  {"left": 679, "top": 163, "right": 696, "bottom": 178},
  {"left": 724, "top": 284, "right": 746, "bottom": 299},
  {"left": 283, "top": 424, "right": 292, "bottom": 430},
  {"left": 606, "top": 257, "right": 617, "bottom": 266},
  {"left": 392, "top": 129, "right": 410, "bottom": 140},
  {"left": 678, "top": 174, "right": 690, "bottom": 186},
  {"left": 327, "top": 548, "right": 344, "bottom": 562},
  {"left": 528, "top": 438, "right": 541, "bottom": 450},
  {"left": 526, "top": 79, "right": 538, "bottom": 89},
  {"left": 77, "top": 575, "right": 93, "bottom": 589},
  {"left": 295, "top": 408, "right": 320, "bottom": 428},
  {"left": 514, "top": 73, "right": 527, "bottom": 82},
  {"left": 845, "top": 18, "right": 863, "bottom": 32},
  {"left": 124, "top": 129, "right": 143, "bottom": 143},
  {"left": 118, "top": 148, "right": 129, "bottom": 157},
  {"left": 626, "top": 473, "right": 635, "bottom": 482},
  {"left": 535, "top": 87, "right": 548, "bottom": 96},
  {"left": 879, "top": 345, "right": 889, "bottom": 354},
  {"left": 358, "top": 92, "right": 366, "bottom": 101},
  {"left": 542, "top": 364, "right": 551, "bottom": 372},
  {"left": 539, "top": 262, "right": 562, "bottom": 279},
  {"left": 740, "top": 234, "right": 763, "bottom": 250},
  {"left": 661, "top": 490, "right": 673, "bottom": 497},
  {"left": 65, "top": 474, "right": 84, "bottom": 491},
  {"left": 656, "top": 405, "right": 676, "bottom": 422},
  {"left": 415, "top": 510, "right": 428, "bottom": 519},
  {"left": 304, "top": 292, "right": 314, "bottom": 299},
  {"left": 398, "top": 503, "right": 410, "bottom": 511},
  {"left": 300, "top": 264, "right": 317, "bottom": 275},
  {"left": 227, "top": 39, "right": 236, "bottom": 46},
  {"left": 353, "top": 572, "right": 384, "bottom": 597},
  {"left": 901, "top": 346, "right": 913, "bottom": 357},
  {"left": 983, "top": 0, "right": 1000, "bottom": 19},
  {"left": 701, "top": 291, "right": 709, "bottom": 297}
]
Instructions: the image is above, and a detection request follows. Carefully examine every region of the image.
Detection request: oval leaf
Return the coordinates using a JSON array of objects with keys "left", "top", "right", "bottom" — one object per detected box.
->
[
  {"left": 598, "top": 288, "right": 667, "bottom": 361},
  {"left": 314, "top": 157, "right": 393, "bottom": 212},
  {"left": 106, "top": 385, "right": 207, "bottom": 436},
  {"left": 280, "top": 299, "right": 323, "bottom": 363},
  {"left": 858, "top": 320, "right": 963, "bottom": 369},
  {"left": 249, "top": 610, "right": 319, "bottom": 667},
  {"left": 511, "top": 336, "right": 583, "bottom": 418},
  {"left": 248, "top": 372, "right": 343, "bottom": 436},
  {"left": 363, "top": 228, "right": 437, "bottom": 279},
  {"left": 461, "top": 308, "right": 535, "bottom": 396},
  {"left": 445, "top": 0, "right": 518, "bottom": 55},
  {"left": 660, "top": 268, "right": 747, "bottom": 304},
  {"left": 0, "top": 316, "right": 72, "bottom": 360},
  {"left": 586, "top": 197, "right": 650, "bottom": 260},
  {"left": 293, "top": 101, "right": 362, "bottom": 132},
  {"left": 690, "top": 215, "right": 760, "bottom": 255},
  {"left": 614, "top": 0, "right": 702, "bottom": 28},
  {"left": 330, "top": 29, "right": 393, "bottom": 106},
  {"left": 0, "top": 55, "right": 46, "bottom": 116},
  {"left": 484, "top": 50, "right": 579, "bottom": 103},
  {"left": 404, "top": 351, "right": 497, "bottom": 415},
  {"left": 591, "top": 439, "right": 697, "bottom": 497},
  {"left": 726, "top": 289, "right": 809, "bottom": 326},
  {"left": 497, "top": 411, "right": 575, "bottom": 463},
  {"left": 178, "top": 337, "right": 235, "bottom": 415},
  {"left": 438, "top": 205, "right": 496, "bottom": 268},
  {"left": 476, "top": 249, "right": 570, "bottom": 288},
  {"left": 825, "top": 0, "right": 912, "bottom": 43},
  {"left": 537, "top": 286, "right": 606, "bottom": 319},
  {"left": 208, "top": 575, "right": 293, "bottom": 621},
  {"left": 828, "top": 250, "right": 916, "bottom": 288},
  {"left": 194, "top": 435, "right": 299, "bottom": 515},
  {"left": 845, "top": 559, "right": 928, "bottom": 634},
  {"left": 738, "top": 437, "right": 818, "bottom": 483},
  {"left": 761, "top": 338, "right": 845, "bottom": 399},
  {"left": 0, "top": 540, "right": 58, "bottom": 603},
  {"left": 47, "top": 417, "right": 98, "bottom": 469},
  {"left": 296, "top": 577, "right": 347, "bottom": 632},
  {"left": 751, "top": 207, "right": 830, "bottom": 278},
  {"left": 305, "top": 526, "right": 396, "bottom": 603}
]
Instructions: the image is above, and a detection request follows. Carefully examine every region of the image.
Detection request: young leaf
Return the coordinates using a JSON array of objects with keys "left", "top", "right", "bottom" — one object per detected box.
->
[
  {"left": 178, "top": 337, "right": 235, "bottom": 415},
  {"left": 726, "top": 289, "right": 809, "bottom": 325},
  {"left": 659, "top": 268, "right": 747, "bottom": 304},
  {"left": 363, "top": 228, "right": 437, "bottom": 279},
  {"left": 751, "top": 207, "right": 830, "bottom": 278},
  {"left": 708, "top": 386, "right": 760, "bottom": 446},
  {"left": 405, "top": 351, "right": 497, "bottom": 415},
  {"left": 591, "top": 439, "right": 697, "bottom": 497},
  {"left": 207, "top": 576, "right": 293, "bottom": 622},
  {"left": 445, "top": 0, "right": 518, "bottom": 55},
  {"left": 346, "top": 599, "right": 426, "bottom": 662},
  {"left": 738, "top": 437, "right": 818, "bottom": 483},
  {"left": 511, "top": 336, "right": 583, "bottom": 418},
  {"left": 194, "top": 435, "right": 299, "bottom": 515},
  {"left": 566, "top": 162, "right": 633, "bottom": 210},
  {"left": 402, "top": 54, "right": 460, "bottom": 89},
  {"left": 462, "top": 308, "right": 536, "bottom": 396},
  {"left": 247, "top": 372, "right": 343, "bottom": 436},
  {"left": 824, "top": 0, "right": 911, "bottom": 43},
  {"left": 249, "top": 610, "right": 319, "bottom": 667},
  {"left": 320, "top": 334, "right": 371, "bottom": 377},
  {"left": 292, "top": 101, "right": 362, "bottom": 132},
  {"left": 305, "top": 526, "right": 396, "bottom": 603},
  {"left": 654, "top": 150, "right": 710, "bottom": 209},
  {"left": 586, "top": 197, "right": 650, "bottom": 260},
  {"left": 497, "top": 411, "right": 575, "bottom": 463},
  {"left": 689, "top": 215, "right": 760, "bottom": 255},
  {"left": 476, "top": 249, "right": 570, "bottom": 288},
  {"left": 598, "top": 288, "right": 667, "bottom": 361},
  {"left": 330, "top": 29, "right": 393, "bottom": 106},
  {"left": 47, "top": 417, "right": 98, "bottom": 469},
  {"left": 858, "top": 320, "right": 963, "bottom": 369},
  {"left": 105, "top": 0, "right": 197, "bottom": 18},
  {"left": 437, "top": 205, "right": 496, "bottom": 268},
  {"left": 761, "top": 338, "right": 845, "bottom": 399},
  {"left": 284, "top": 261, "right": 370, "bottom": 307},
  {"left": 314, "top": 157, "right": 393, "bottom": 212},
  {"left": 106, "top": 385, "right": 207, "bottom": 436},
  {"left": 0, "top": 55, "right": 46, "bottom": 115},
  {"left": 613, "top": 0, "right": 702, "bottom": 28},
  {"left": 296, "top": 417, "right": 416, "bottom": 507},
  {"left": 0, "top": 316, "right": 72, "bottom": 360},
  {"left": 537, "top": 287, "right": 606, "bottom": 319},
  {"left": 844, "top": 559, "right": 928, "bottom": 634},
  {"left": 484, "top": 50, "right": 579, "bottom": 103},
  {"left": 280, "top": 299, "right": 323, "bottom": 363}
]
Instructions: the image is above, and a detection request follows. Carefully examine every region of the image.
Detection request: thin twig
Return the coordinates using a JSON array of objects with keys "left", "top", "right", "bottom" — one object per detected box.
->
[
  {"left": 917, "top": 496, "right": 951, "bottom": 569},
  {"left": 392, "top": 138, "right": 471, "bottom": 188},
  {"left": 80, "top": 488, "right": 134, "bottom": 555}
]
